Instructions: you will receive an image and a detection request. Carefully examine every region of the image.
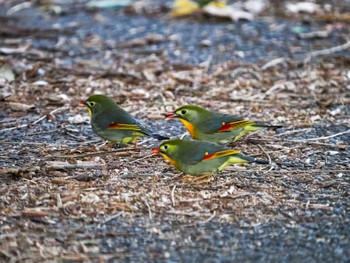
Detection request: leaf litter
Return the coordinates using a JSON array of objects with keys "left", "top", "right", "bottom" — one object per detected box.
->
[{"left": 0, "top": 0, "right": 350, "bottom": 261}]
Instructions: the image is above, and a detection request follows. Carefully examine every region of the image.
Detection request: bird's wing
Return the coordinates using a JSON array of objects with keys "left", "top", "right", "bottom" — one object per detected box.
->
[
  {"left": 200, "top": 113, "right": 252, "bottom": 134},
  {"left": 108, "top": 123, "right": 143, "bottom": 131},
  {"left": 177, "top": 142, "right": 226, "bottom": 165},
  {"left": 202, "top": 149, "right": 240, "bottom": 161},
  {"left": 105, "top": 107, "right": 153, "bottom": 135}
]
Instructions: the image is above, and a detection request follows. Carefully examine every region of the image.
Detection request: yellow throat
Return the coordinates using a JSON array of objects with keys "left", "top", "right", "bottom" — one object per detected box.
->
[
  {"left": 179, "top": 118, "right": 196, "bottom": 138},
  {"left": 160, "top": 153, "right": 177, "bottom": 167}
]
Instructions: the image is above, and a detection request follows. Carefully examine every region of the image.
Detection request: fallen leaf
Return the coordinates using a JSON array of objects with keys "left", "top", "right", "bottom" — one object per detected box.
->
[
  {"left": 9, "top": 102, "right": 35, "bottom": 111},
  {"left": 0, "top": 64, "right": 15, "bottom": 83},
  {"left": 171, "top": 0, "right": 200, "bottom": 17},
  {"left": 203, "top": 5, "right": 254, "bottom": 21},
  {"left": 32, "top": 80, "right": 49, "bottom": 86},
  {"left": 81, "top": 193, "right": 100, "bottom": 204},
  {"left": 68, "top": 114, "right": 90, "bottom": 124},
  {"left": 286, "top": 2, "right": 320, "bottom": 14},
  {"left": 243, "top": 0, "right": 268, "bottom": 14},
  {"left": 0, "top": 42, "right": 31, "bottom": 54},
  {"left": 87, "top": 0, "right": 131, "bottom": 9}
]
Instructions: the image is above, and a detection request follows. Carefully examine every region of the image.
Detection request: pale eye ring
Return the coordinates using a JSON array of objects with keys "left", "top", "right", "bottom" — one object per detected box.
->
[
  {"left": 181, "top": 110, "right": 187, "bottom": 115},
  {"left": 163, "top": 145, "right": 168, "bottom": 150},
  {"left": 89, "top": 102, "right": 96, "bottom": 107}
]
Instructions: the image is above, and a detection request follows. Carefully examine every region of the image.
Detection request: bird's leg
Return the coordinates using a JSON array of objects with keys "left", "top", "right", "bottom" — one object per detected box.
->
[{"left": 133, "top": 137, "right": 138, "bottom": 148}]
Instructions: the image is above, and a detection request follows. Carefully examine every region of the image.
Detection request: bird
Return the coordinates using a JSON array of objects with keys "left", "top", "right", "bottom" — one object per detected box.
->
[
  {"left": 164, "top": 105, "right": 282, "bottom": 144},
  {"left": 80, "top": 94, "right": 169, "bottom": 145},
  {"left": 152, "top": 139, "right": 268, "bottom": 181}
]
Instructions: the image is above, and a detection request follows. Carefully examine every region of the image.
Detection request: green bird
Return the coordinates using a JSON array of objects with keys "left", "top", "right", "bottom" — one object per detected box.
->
[
  {"left": 80, "top": 94, "right": 169, "bottom": 145},
  {"left": 165, "top": 105, "right": 282, "bottom": 144},
  {"left": 152, "top": 139, "right": 268, "bottom": 177}
]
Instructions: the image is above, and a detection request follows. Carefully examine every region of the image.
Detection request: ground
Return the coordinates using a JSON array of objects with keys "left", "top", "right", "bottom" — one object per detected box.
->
[{"left": 0, "top": 0, "right": 350, "bottom": 262}]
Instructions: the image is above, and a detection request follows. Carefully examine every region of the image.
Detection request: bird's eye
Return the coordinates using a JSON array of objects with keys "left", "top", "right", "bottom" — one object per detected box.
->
[
  {"left": 163, "top": 145, "right": 168, "bottom": 150},
  {"left": 89, "top": 101, "right": 96, "bottom": 107},
  {"left": 181, "top": 110, "right": 187, "bottom": 115}
]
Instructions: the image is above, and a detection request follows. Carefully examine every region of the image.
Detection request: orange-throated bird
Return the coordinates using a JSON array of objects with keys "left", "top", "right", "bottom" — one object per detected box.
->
[
  {"left": 165, "top": 105, "right": 282, "bottom": 144},
  {"left": 153, "top": 139, "right": 268, "bottom": 177}
]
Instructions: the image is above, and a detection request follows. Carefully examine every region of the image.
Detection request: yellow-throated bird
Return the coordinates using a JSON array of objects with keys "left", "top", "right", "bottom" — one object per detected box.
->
[
  {"left": 165, "top": 105, "right": 282, "bottom": 144},
  {"left": 80, "top": 94, "right": 169, "bottom": 145},
  {"left": 152, "top": 139, "right": 268, "bottom": 176}
]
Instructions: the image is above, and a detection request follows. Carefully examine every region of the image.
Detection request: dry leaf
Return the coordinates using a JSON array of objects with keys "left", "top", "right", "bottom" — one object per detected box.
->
[
  {"left": 203, "top": 5, "right": 254, "bottom": 21},
  {"left": 0, "top": 64, "right": 15, "bottom": 83},
  {"left": 9, "top": 102, "right": 35, "bottom": 111},
  {"left": 286, "top": 2, "right": 321, "bottom": 14},
  {"left": 171, "top": 0, "right": 200, "bottom": 17}
]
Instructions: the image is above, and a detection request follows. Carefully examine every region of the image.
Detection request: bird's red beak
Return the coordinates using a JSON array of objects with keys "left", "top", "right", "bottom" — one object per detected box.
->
[
  {"left": 164, "top": 112, "right": 175, "bottom": 119},
  {"left": 79, "top": 101, "right": 86, "bottom": 105},
  {"left": 152, "top": 148, "right": 160, "bottom": 154}
]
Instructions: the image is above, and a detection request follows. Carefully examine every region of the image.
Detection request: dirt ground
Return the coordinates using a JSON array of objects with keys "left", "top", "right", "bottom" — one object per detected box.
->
[{"left": 1, "top": 0, "right": 350, "bottom": 262}]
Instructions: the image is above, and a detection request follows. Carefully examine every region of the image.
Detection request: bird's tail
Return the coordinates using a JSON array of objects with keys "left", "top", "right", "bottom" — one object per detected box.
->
[
  {"left": 151, "top": 133, "right": 170, "bottom": 141},
  {"left": 251, "top": 123, "right": 283, "bottom": 130},
  {"left": 237, "top": 153, "right": 269, "bottom": 164}
]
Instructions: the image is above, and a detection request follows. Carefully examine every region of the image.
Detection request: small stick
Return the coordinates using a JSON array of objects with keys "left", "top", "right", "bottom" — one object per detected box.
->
[
  {"left": 288, "top": 129, "right": 350, "bottom": 142},
  {"left": 261, "top": 57, "right": 287, "bottom": 70},
  {"left": 48, "top": 147, "right": 144, "bottom": 159},
  {"left": 143, "top": 198, "right": 153, "bottom": 220},
  {"left": 274, "top": 128, "right": 312, "bottom": 137},
  {"left": 304, "top": 39, "right": 350, "bottom": 63},
  {"left": 129, "top": 153, "right": 153, "bottom": 164},
  {"left": 298, "top": 30, "right": 330, "bottom": 39},
  {"left": 198, "top": 211, "right": 216, "bottom": 224},
  {"left": 99, "top": 211, "right": 123, "bottom": 225},
  {"left": 257, "top": 145, "right": 273, "bottom": 171},
  {"left": 0, "top": 107, "right": 68, "bottom": 133},
  {"left": 171, "top": 184, "right": 177, "bottom": 207},
  {"left": 32, "top": 107, "right": 69, "bottom": 125},
  {"left": 46, "top": 161, "right": 102, "bottom": 170},
  {"left": 56, "top": 194, "right": 63, "bottom": 208}
]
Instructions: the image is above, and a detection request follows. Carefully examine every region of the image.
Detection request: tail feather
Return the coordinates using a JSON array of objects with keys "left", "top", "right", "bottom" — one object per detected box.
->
[
  {"left": 239, "top": 154, "right": 269, "bottom": 164},
  {"left": 252, "top": 158, "right": 269, "bottom": 165},
  {"left": 252, "top": 123, "right": 283, "bottom": 130},
  {"left": 151, "top": 133, "right": 170, "bottom": 140}
]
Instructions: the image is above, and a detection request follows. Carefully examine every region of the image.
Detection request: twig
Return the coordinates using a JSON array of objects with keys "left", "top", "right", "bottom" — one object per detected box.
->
[
  {"left": 261, "top": 57, "right": 287, "bottom": 70},
  {"left": 198, "top": 211, "right": 216, "bottom": 224},
  {"left": 171, "top": 185, "right": 177, "bottom": 207},
  {"left": 288, "top": 129, "right": 350, "bottom": 142},
  {"left": 180, "top": 132, "right": 188, "bottom": 139},
  {"left": 143, "top": 198, "right": 153, "bottom": 220},
  {"left": 0, "top": 107, "right": 68, "bottom": 133},
  {"left": 7, "top": 1, "right": 32, "bottom": 15},
  {"left": 137, "top": 138, "right": 151, "bottom": 146},
  {"left": 274, "top": 128, "right": 312, "bottom": 137},
  {"left": 240, "top": 169, "right": 350, "bottom": 174},
  {"left": 258, "top": 145, "right": 272, "bottom": 171},
  {"left": 0, "top": 124, "right": 27, "bottom": 133},
  {"left": 56, "top": 194, "right": 63, "bottom": 208},
  {"left": 304, "top": 39, "right": 350, "bottom": 63},
  {"left": 200, "top": 54, "right": 213, "bottom": 72},
  {"left": 32, "top": 107, "right": 69, "bottom": 125},
  {"left": 298, "top": 30, "right": 330, "bottom": 39},
  {"left": 249, "top": 81, "right": 291, "bottom": 100},
  {"left": 99, "top": 211, "right": 124, "bottom": 225},
  {"left": 48, "top": 148, "right": 144, "bottom": 159},
  {"left": 128, "top": 153, "right": 153, "bottom": 164},
  {"left": 46, "top": 161, "right": 103, "bottom": 170}
]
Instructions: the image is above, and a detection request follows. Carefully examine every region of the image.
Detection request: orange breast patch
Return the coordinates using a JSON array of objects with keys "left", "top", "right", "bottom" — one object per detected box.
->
[
  {"left": 179, "top": 119, "right": 196, "bottom": 138},
  {"left": 160, "top": 153, "right": 177, "bottom": 167}
]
